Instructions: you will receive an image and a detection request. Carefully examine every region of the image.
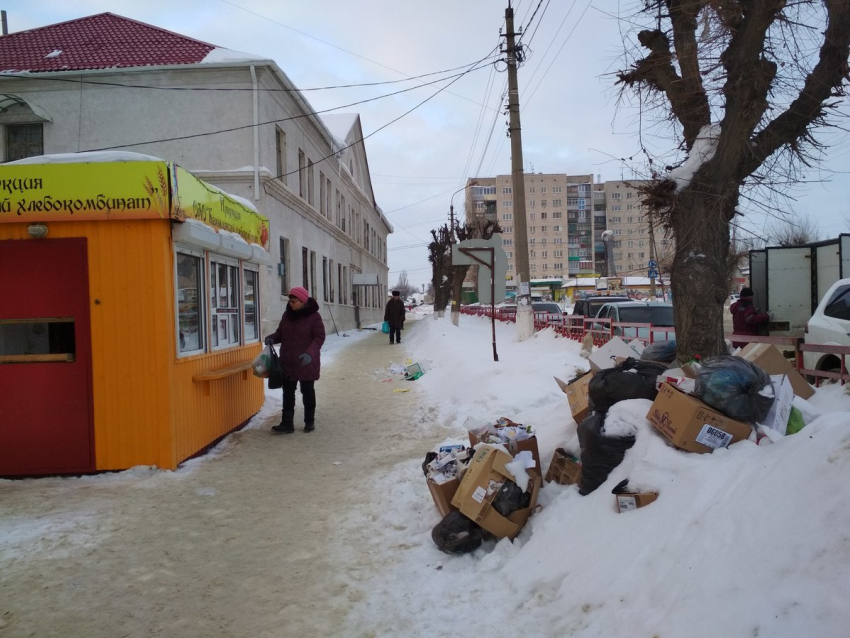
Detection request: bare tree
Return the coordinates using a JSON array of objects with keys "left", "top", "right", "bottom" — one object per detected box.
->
[
  {"left": 428, "top": 225, "right": 453, "bottom": 316},
  {"left": 766, "top": 213, "right": 822, "bottom": 246},
  {"left": 392, "top": 270, "right": 416, "bottom": 299},
  {"left": 617, "top": 1, "right": 850, "bottom": 359},
  {"left": 449, "top": 218, "right": 501, "bottom": 325}
]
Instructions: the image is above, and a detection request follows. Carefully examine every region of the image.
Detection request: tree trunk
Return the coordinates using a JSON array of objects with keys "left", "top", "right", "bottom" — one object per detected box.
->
[
  {"left": 450, "top": 265, "right": 471, "bottom": 326},
  {"left": 669, "top": 181, "right": 736, "bottom": 361}
]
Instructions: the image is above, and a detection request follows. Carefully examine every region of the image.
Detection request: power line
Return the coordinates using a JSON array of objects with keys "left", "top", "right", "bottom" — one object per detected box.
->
[
  {"left": 0, "top": 58, "right": 491, "bottom": 93},
  {"left": 77, "top": 55, "right": 495, "bottom": 154},
  {"left": 218, "top": 0, "right": 502, "bottom": 113}
]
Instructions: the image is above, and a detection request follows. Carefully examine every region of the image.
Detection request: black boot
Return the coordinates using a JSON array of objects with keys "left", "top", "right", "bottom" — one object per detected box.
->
[
  {"left": 304, "top": 409, "right": 315, "bottom": 433},
  {"left": 272, "top": 409, "right": 295, "bottom": 434}
]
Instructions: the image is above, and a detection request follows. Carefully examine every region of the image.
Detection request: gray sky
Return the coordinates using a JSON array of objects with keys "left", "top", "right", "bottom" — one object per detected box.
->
[{"left": 9, "top": 0, "right": 850, "bottom": 289}]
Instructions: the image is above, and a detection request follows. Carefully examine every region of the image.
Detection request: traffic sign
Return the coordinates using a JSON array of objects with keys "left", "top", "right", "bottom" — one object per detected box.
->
[
  {"left": 648, "top": 259, "right": 658, "bottom": 269},
  {"left": 647, "top": 269, "right": 659, "bottom": 279}
]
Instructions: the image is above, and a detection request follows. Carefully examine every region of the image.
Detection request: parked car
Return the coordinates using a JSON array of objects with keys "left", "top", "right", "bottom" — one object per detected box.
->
[
  {"left": 572, "top": 295, "right": 631, "bottom": 317},
  {"left": 594, "top": 301, "right": 675, "bottom": 339},
  {"left": 803, "top": 277, "right": 850, "bottom": 376}
]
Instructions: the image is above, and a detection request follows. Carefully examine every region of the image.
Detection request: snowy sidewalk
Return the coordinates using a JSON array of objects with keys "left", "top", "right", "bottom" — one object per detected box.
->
[{"left": 0, "top": 318, "right": 440, "bottom": 638}]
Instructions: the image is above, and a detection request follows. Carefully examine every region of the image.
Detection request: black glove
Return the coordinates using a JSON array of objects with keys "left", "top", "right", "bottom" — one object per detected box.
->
[
  {"left": 298, "top": 353, "right": 312, "bottom": 366},
  {"left": 264, "top": 337, "right": 275, "bottom": 346}
]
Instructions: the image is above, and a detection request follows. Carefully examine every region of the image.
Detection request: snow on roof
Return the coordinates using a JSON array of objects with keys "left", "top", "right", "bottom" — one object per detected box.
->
[
  {"left": 200, "top": 47, "right": 269, "bottom": 65},
  {"left": 669, "top": 124, "right": 721, "bottom": 190},
  {"left": 321, "top": 113, "right": 359, "bottom": 146},
  {"left": 8, "top": 150, "right": 165, "bottom": 164},
  {"left": 0, "top": 13, "right": 217, "bottom": 73}
]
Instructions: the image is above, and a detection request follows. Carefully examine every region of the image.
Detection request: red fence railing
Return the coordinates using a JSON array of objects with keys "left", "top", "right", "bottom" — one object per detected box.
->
[{"left": 459, "top": 306, "right": 850, "bottom": 385}]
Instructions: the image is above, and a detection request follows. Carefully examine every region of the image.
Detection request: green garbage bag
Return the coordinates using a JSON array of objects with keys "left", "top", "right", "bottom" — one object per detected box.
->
[{"left": 786, "top": 406, "right": 806, "bottom": 435}]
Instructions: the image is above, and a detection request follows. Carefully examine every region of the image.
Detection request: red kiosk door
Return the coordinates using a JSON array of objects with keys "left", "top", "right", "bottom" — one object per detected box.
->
[{"left": 0, "top": 238, "right": 94, "bottom": 475}]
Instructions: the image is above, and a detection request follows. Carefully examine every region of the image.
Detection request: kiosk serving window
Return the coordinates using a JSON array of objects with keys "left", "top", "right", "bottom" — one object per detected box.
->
[
  {"left": 174, "top": 240, "right": 264, "bottom": 357},
  {"left": 243, "top": 266, "right": 259, "bottom": 342},
  {"left": 211, "top": 257, "right": 240, "bottom": 349},
  {"left": 176, "top": 251, "right": 205, "bottom": 355}
]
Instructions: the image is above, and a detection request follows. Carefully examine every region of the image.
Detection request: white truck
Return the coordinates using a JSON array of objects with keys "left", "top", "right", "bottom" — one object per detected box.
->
[{"left": 748, "top": 234, "right": 850, "bottom": 337}]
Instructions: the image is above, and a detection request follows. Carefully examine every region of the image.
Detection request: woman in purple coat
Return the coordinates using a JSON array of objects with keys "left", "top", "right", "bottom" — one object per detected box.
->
[{"left": 265, "top": 286, "right": 326, "bottom": 434}]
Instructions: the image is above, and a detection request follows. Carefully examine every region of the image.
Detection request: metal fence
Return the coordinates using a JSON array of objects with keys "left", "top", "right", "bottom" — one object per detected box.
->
[{"left": 459, "top": 306, "right": 850, "bottom": 386}]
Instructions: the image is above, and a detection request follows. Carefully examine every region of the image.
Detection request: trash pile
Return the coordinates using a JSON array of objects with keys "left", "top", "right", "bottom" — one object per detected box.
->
[
  {"left": 551, "top": 336, "right": 819, "bottom": 509},
  {"left": 424, "top": 417, "right": 542, "bottom": 554},
  {"left": 423, "top": 337, "right": 821, "bottom": 552}
]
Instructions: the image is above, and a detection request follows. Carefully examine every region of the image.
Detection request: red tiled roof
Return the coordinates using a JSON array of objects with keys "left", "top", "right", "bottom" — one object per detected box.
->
[{"left": 0, "top": 13, "right": 218, "bottom": 73}]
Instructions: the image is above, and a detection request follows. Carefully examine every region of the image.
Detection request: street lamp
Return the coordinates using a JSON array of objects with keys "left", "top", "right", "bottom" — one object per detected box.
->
[{"left": 449, "top": 181, "right": 477, "bottom": 242}]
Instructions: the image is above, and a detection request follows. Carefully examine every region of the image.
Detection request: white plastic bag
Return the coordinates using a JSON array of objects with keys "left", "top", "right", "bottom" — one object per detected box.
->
[{"left": 252, "top": 344, "right": 274, "bottom": 378}]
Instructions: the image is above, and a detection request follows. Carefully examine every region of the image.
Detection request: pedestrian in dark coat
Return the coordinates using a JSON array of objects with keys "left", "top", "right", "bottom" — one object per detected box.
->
[
  {"left": 265, "top": 286, "right": 325, "bottom": 434},
  {"left": 384, "top": 290, "right": 406, "bottom": 345},
  {"left": 730, "top": 286, "right": 770, "bottom": 348}
]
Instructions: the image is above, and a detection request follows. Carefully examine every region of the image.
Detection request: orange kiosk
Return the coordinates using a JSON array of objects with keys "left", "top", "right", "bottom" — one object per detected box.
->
[{"left": 0, "top": 155, "right": 270, "bottom": 475}]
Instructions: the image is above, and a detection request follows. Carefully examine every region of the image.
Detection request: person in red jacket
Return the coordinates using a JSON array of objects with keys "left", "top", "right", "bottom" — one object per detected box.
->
[
  {"left": 730, "top": 286, "right": 770, "bottom": 348},
  {"left": 265, "top": 286, "right": 326, "bottom": 434}
]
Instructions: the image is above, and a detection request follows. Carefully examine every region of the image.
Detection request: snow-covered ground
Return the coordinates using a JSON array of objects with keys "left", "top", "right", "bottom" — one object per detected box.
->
[
  {"left": 338, "top": 310, "right": 850, "bottom": 638},
  {"left": 3, "top": 308, "right": 850, "bottom": 637}
]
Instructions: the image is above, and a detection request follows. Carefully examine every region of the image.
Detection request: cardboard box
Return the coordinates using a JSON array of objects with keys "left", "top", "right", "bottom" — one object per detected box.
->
[
  {"left": 427, "top": 476, "right": 460, "bottom": 517},
  {"left": 737, "top": 343, "right": 814, "bottom": 400},
  {"left": 555, "top": 372, "right": 592, "bottom": 423},
  {"left": 468, "top": 428, "right": 541, "bottom": 475},
  {"left": 451, "top": 446, "right": 541, "bottom": 540},
  {"left": 615, "top": 492, "right": 659, "bottom": 513},
  {"left": 589, "top": 336, "right": 644, "bottom": 372},
  {"left": 646, "top": 383, "right": 753, "bottom": 454},
  {"left": 544, "top": 448, "right": 582, "bottom": 486},
  {"left": 761, "top": 374, "right": 794, "bottom": 436}
]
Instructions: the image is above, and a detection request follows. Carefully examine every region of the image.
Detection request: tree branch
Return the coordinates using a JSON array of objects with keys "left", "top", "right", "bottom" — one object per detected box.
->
[{"left": 744, "top": 0, "right": 850, "bottom": 178}]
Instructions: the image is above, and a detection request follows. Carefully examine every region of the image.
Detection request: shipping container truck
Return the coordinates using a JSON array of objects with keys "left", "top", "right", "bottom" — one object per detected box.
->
[{"left": 748, "top": 234, "right": 850, "bottom": 337}]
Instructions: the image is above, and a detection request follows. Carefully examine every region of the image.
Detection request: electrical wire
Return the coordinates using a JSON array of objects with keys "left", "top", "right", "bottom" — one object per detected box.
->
[
  {"left": 77, "top": 54, "right": 496, "bottom": 154},
  {"left": 0, "top": 58, "right": 493, "bottom": 93}
]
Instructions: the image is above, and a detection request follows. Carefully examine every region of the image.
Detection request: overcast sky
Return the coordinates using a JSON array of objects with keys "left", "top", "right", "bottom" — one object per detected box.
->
[{"left": 10, "top": 0, "right": 850, "bottom": 289}]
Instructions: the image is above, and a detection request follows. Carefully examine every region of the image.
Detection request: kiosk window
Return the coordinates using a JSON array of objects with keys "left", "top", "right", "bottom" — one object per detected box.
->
[
  {"left": 176, "top": 252, "right": 204, "bottom": 354},
  {"left": 243, "top": 268, "right": 259, "bottom": 342},
  {"left": 0, "top": 318, "right": 75, "bottom": 363},
  {"left": 210, "top": 258, "right": 240, "bottom": 349}
]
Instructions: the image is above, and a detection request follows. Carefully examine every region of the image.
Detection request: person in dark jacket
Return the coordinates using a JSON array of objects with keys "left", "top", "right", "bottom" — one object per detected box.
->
[
  {"left": 384, "top": 290, "right": 406, "bottom": 345},
  {"left": 730, "top": 286, "right": 770, "bottom": 348},
  {"left": 265, "top": 286, "right": 326, "bottom": 434}
]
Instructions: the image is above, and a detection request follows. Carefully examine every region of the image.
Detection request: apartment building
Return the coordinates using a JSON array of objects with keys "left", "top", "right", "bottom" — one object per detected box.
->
[
  {"left": 603, "top": 180, "right": 673, "bottom": 276},
  {"left": 466, "top": 173, "right": 604, "bottom": 286}
]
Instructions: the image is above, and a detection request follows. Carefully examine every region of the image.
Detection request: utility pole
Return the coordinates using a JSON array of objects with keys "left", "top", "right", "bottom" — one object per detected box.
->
[{"left": 504, "top": 2, "right": 533, "bottom": 341}]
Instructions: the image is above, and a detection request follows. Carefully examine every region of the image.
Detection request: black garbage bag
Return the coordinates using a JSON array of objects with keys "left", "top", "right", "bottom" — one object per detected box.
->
[
  {"left": 694, "top": 355, "right": 774, "bottom": 424},
  {"left": 641, "top": 340, "right": 677, "bottom": 364},
  {"left": 577, "top": 412, "right": 636, "bottom": 495},
  {"left": 431, "top": 511, "right": 483, "bottom": 554},
  {"left": 588, "top": 357, "right": 667, "bottom": 414},
  {"left": 491, "top": 480, "right": 531, "bottom": 517}
]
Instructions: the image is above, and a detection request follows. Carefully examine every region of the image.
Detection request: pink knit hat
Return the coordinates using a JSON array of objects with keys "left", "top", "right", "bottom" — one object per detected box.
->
[{"left": 288, "top": 286, "right": 309, "bottom": 303}]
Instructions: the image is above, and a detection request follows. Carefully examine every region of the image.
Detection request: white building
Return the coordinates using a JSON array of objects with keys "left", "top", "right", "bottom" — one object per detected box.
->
[{"left": 0, "top": 12, "right": 392, "bottom": 335}]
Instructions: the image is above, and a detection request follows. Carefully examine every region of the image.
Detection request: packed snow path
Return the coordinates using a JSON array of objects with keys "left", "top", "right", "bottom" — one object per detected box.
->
[{"left": 0, "top": 317, "right": 440, "bottom": 637}]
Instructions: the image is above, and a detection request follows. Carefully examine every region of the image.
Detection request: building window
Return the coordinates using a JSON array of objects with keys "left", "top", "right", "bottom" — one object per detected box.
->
[
  {"left": 298, "top": 149, "right": 306, "bottom": 198},
  {"left": 552, "top": 199, "right": 562, "bottom": 207},
  {"left": 502, "top": 213, "right": 513, "bottom": 221},
  {"left": 610, "top": 192, "right": 621, "bottom": 200},
  {"left": 502, "top": 187, "right": 512, "bottom": 194},
  {"left": 529, "top": 200, "right": 536, "bottom": 208},
  {"left": 275, "top": 127, "right": 287, "bottom": 184},
  {"left": 540, "top": 212, "right": 547, "bottom": 219},
  {"left": 322, "top": 257, "right": 329, "bottom": 301},
  {"left": 329, "top": 260, "right": 335, "bottom": 302},
  {"left": 553, "top": 186, "right": 562, "bottom": 194},
  {"left": 279, "top": 237, "right": 290, "bottom": 295},
  {"left": 337, "top": 264, "right": 343, "bottom": 303},
  {"left": 210, "top": 257, "right": 240, "bottom": 349},
  {"left": 503, "top": 200, "right": 513, "bottom": 207},
  {"left": 310, "top": 250, "right": 317, "bottom": 299},
  {"left": 308, "top": 159, "right": 315, "bottom": 206},
  {"left": 302, "top": 247, "right": 309, "bottom": 288},
  {"left": 5, "top": 124, "right": 43, "bottom": 162},
  {"left": 503, "top": 238, "right": 513, "bottom": 246}
]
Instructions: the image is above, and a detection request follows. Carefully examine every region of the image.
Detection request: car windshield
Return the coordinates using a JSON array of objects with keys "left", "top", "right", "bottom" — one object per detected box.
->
[
  {"left": 618, "top": 305, "right": 674, "bottom": 326},
  {"left": 588, "top": 298, "right": 628, "bottom": 316},
  {"left": 533, "top": 303, "right": 562, "bottom": 314}
]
